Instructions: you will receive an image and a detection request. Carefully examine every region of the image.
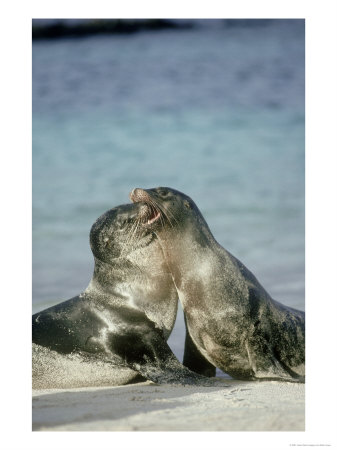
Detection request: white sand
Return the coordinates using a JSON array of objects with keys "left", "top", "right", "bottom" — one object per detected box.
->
[{"left": 32, "top": 379, "right": 304, "bottom": 431}]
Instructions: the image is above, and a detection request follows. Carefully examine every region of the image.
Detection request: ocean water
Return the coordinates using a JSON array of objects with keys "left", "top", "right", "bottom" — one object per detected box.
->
[{"left": 32, "top": 19, "right": 305, "bottom": 362}]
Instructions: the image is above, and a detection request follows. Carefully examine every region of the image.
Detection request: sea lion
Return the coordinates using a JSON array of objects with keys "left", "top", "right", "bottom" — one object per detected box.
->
[
  {"left": 33, "top": 201, "right": 216, "bottom": 389},
  {"left": 130, "top": 187, "right": 305, "bottom": 382}
]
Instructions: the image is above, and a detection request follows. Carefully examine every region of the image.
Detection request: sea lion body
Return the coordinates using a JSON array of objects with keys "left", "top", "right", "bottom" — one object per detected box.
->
[
  {"left": 33, "top": 202, "right": 214, "bottom": 389},
  {"left": 130, "top": 187, "right": 305, "bottom": 382}
]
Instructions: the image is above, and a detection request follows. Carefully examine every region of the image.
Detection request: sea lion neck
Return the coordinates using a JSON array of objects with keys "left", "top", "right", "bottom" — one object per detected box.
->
[
  {"left": 156, "top": 224, "right": 218, "bottom": 291},
  {"left": 84, "top": 257, "right": 141, "bottom": 299},
  {"left": 158, "top": 217, "right": 217, "bottom": 258}
]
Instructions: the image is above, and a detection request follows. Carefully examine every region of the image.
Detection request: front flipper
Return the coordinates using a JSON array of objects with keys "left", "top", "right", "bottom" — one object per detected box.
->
[
  {"left": 183, "top": 313, "right": 216, "bottom": 377},
  {"left": 110, "top": 327, "right": 222, "bottom": 386}
]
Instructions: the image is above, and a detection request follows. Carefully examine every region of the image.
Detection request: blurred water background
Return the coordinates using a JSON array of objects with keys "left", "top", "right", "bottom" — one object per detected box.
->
[{"left": 32, "top": 19, "right": 305, "bottom": 363}]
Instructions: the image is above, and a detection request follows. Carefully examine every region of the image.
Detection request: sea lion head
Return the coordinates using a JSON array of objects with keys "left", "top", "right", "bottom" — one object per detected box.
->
[
  {"left": 129, "top": 187, "right": 209, "bottom": 234},
  {"left": 89, "top": 202, "right": 157, "bottom": 263}
]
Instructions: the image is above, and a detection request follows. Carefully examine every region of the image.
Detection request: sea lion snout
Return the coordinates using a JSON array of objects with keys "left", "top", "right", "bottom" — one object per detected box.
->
[{"left": 130, "top": 188, "right": 150, "bottom": 203}]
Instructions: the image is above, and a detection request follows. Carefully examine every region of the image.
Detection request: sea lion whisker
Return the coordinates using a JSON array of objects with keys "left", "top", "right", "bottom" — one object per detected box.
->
[
  {"left": 126, "top": 219, "right": 142, "bottom": 252},
  {"left": 121, "top": 220, "right": 139, "bottom": 257},
  {"left": 150, "top": 196, "right": 179, "bottom": 227},
  {"left": 120, "top": 223, "right": 135, "bottom": 257},
  {"left": 159, "top": 203, "right": 179, "bottom": 226},
  {"left": 154, "top": 201, "right": 167, "bottom": 229},
  {"left": 149, "top": 197, "right": 176, "bottom": 229},
  {"left": 143, "top": 197, "right": 169, "bottom": 228},
  {"left": 129, "top": 219, "right": 143, "bottom": 249},
  {"left": 155, "top": 203, "right": 173, "bottom": 228}
]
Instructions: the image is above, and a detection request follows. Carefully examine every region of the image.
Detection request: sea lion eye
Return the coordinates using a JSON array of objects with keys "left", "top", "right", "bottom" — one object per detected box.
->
[{"left": 158, "top": 189, "right": 168, "bottom": 196}]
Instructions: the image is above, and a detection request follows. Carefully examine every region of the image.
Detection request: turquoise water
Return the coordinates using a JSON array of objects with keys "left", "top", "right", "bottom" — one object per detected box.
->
[{"left": 32, "top": 20, "right": 305, "bottom": 361}]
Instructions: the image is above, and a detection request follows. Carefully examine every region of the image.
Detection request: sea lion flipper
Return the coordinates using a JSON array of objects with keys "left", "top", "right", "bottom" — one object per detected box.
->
[
  {"left": 111, "top": 326, "right": 221, "bottom": 386},
  {"left": 183, "top": 313, "right": 216, "bottom": 377}
]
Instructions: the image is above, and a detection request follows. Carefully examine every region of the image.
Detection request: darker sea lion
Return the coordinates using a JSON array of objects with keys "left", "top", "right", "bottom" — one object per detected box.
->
[
  {"left": 32, "top": 201, "right": 216, "bottom": 389},
  {"left": 130, "top": 187, "right": 305, "bottom": 382}
]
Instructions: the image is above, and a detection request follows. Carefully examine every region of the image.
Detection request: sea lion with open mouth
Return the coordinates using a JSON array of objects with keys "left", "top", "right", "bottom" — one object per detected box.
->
[
  {"left": 33, "top": 201, "right": 217, "bottom": 389},
  {"left": 130, "top": 187, "right": 305, "bottom": 382}
]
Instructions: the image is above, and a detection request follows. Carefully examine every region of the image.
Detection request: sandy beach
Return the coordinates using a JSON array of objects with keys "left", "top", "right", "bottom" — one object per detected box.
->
[{"left": 32, "top": 379, "right": 304, "bottom": 432}]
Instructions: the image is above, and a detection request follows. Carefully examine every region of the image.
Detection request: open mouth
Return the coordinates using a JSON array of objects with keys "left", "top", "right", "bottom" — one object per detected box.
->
[
  {"left": 138, "top": 203, "right": 161, "bottom": 226},
  {"left": 145, "top": 206, "right": 161, "bottom": 225}
]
